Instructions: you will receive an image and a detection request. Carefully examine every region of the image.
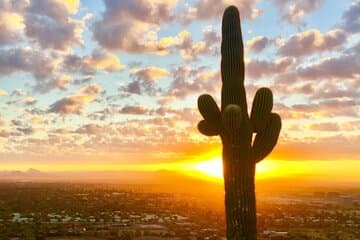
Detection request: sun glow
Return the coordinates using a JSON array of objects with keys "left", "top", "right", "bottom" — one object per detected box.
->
[
  {"left": 194, "top": 157, "right": 223, "bottom": 179},
  {"left": 191, "top": 157, "right": 280, "bottom": 181},
  {"left": 190, "top": 158, "right": 360, "bottom": 183}
]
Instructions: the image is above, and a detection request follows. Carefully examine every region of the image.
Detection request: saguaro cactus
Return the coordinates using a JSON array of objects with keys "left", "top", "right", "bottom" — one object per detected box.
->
[{"left": 197, "top": 6, "right": 281, "bottom": 240}]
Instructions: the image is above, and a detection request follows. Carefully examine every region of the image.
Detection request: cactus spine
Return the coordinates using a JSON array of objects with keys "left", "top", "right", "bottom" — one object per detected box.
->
[{"left": 197, "top": 6, "right": 281, "bottom": 240}]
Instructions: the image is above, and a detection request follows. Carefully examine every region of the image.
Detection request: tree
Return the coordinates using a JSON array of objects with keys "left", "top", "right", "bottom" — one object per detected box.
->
[{"left": 197, "top": 6, "right": 281, "bottom": 239}]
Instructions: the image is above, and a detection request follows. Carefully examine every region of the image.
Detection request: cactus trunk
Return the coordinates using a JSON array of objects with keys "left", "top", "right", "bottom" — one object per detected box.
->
[
  {"left": 197, "top": 5, "right": 281, "bottom": 240},
  {"left": 223, "top": 146, "right": 256, "bottom": 239}
]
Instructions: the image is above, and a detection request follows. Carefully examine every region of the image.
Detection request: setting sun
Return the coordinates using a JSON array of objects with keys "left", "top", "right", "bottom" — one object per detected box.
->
[
  {"left": 194, "top": 157, "right": 223, "bottom": 179},
  {"left": 192, "top": 157, "right": 277, "bottom": 180}
]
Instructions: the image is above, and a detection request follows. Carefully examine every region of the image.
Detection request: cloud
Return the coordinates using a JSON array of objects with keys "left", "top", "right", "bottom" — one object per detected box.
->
[
  {"left": 273, "top": 134, "right": 360, "bottom": 161},
  {"left": 0, "top": 11, "right": 24, "bottom": 45},
  {"left": 273, "top": 94, "right": 359, "bottom": 119},
  {"left": 34, "top": 74, "right": 71, "bottom": 93},
  {"left": 313, "top": 88, "right": 359, "bottom": 100},
  {"left": 27, "top": 0, "right": 77, "bottom": 22},
  {"left": 0, "top": 0, "right": 83, "bottom": 50},
  {"left": 121, "top": 81, "right": 142, "bottom": 95},
  {"left": 182, "top": 0, "right": 260, "bottom": 24},
  {"left": 306, "top": 121, "right": 360, "bottom": 132},
  {"left": 273, "top": 43, "right": 359, "bottom": 106},
  {"left": 0, "top": 0, "right": 27, "bottom": 45},
  {"left": 341, "top": 0, "right": 360, "bottom": 33},
  {"left": 0, "top": 129, "right": 10, "bottom": 138},
  {"left": 175, "top": 30, "right": 218, "bottom": 60},
  {"left": 102, "top": 0, "right": 175, "bottom": 25},
  {"left": 246, "top": 57, "right": 296, "bottom": 79},
  {"left": 0, "top": 89, "right": 7, "bottom": 96},
  {"left": 93, "top": 24, "right": 207, "bottom": 57},
  {"left": 92, "top": 0, "right": 177, "bottom": 54},
  {"left": 92, "top": 1, "right": 219, "bottom": 59},
  {"left": 11, "top": 120, "right": 22, "bottom": 126},
  {"left": 73, "top": 76, "right": 93, "bottom": 85},
  {"left": 49, "top": 96, "right": 93, "bottom": 115},
  {"left": 246, "top": 36, "right": 271, "bottom": 53},
  {"left": 341, "top": 120, "right": 360, "bottom": 131},
  {"left": 133, "top": 66, "right": 170, "bottom": 82},
  {"left": 58, "top": 0, "right": 80, "bottom": 15},
  {"left": 24, "top": 14, "right": 83, "bottom": 51},
  {"left": 308, "top": 122, "right": 340, "bottom": 131},
  {"left": 0, "top": 0, "right": 28, "bottom": 12},
  {"left": 75, "top": 123, "right": 105, "bottom": 135},
  {"left": 0, "top": 115, "right": 6, "bottom": 126},
  {"left": 49, "top": 84, "right": 101, "bottom": 115},
  {"left": 92, "top": 21, "right": 158, "bottom": 53},
  {"left": 0, "top": 47, "right": 56, "bottom": 79},
  {"left": 277, "top": 29, "right": 347, "bottom": 57},
  {"left": 10, "top": 89, "right": 27, "bottom": 97},
  {"left": 166, "top": 66, "right": 220, "bottom": 99},
  {"left": 291, "top": 99, "right": 359, "bottom": 118},
  {"left": 296, "top": 53, "right": 360, "bottom": 80},
  {"left": 30, "top": 116, "right": 46, "bottom": 124},
  {"left": 202, "top": 25, "right": 221, "bottom": 45},
  {"left": 275, "top": 76, "right": 359, "bottom": 105},
  {"left": 23, "top": 0, "right": 84, "bottom": 51},
  {"left": 17, "top": 126, "right": 34, "bottom": 135},
  {"left": 63, "top": 49, "right": 125, "bottom": 75},
  {"left": 25, "top": 97, "right": 37, "bottom": 106},
  {"left": 120, "top": 105, "right": 149, "bottom": 115},
  {"left": 83, "top": 50, "right": 125, "bottom": 71},
  {"left": 272, "top": 0, "right": 324, "bottom": 24},
  {"left": 79, "top": 83, "right": 102, "bottom": 95},
  {"left": 54, "top": 75, "right": 71, "bottom": 90},
  {"left": 121, "top": 66, "right": 169, "bottom": 95}
]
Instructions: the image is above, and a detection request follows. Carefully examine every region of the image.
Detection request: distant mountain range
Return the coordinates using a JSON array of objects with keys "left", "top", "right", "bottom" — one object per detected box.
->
[
  {"left": 0, "top": 168, "right": 211, "bottom": 184},
  {"left": 0, "top": 168, "right": 223, "bottom": 195},
  {"left": 0, "top": 168, "right": 49, "bottom": 178}
]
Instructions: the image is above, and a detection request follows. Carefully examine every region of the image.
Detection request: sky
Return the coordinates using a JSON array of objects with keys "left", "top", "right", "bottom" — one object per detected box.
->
[{"left": 0, "top": 0, "right": 359, "bottom": 180}]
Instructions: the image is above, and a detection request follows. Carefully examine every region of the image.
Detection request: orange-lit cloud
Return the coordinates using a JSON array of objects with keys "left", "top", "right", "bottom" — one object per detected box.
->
[
  {"left": 49, "top": 84, "right": 101, "bottom": 115},
  {"left": 83, "top": 50, "right": 125, "bottom": 72},
  {"left": 0, "top": 10, "right": 24, "bottom": 45}
]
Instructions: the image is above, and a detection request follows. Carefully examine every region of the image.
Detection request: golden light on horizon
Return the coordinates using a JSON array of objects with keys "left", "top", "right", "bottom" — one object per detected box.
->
[
  {"left": 191, "top": 157, "right": 278, "bottom": 181},
  {"left": 189, "top": 156, "right": 360, "bottom": 183},
  {"left": 3, "top": 158, "right": 360, "bottom": 185},
  {"left": 194, "top": 157, "right": 223, "bottom": 179}
]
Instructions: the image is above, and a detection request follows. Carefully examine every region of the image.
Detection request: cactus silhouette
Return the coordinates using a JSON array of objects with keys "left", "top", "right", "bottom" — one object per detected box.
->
[{"left": 197, "top": 6, "right": 281, "bottom": 240}]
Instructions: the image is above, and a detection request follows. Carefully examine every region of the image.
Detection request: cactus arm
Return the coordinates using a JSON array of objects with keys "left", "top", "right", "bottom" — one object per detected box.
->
[
  {"left": 197, "top": 94, "right": 225, "bottom": 138},
  {"left": 250, "top": 88, "right": 273, "bottom": 133},
  {"left": 221, "top": 6, "right": 247, "bottom": 114},
  {"left": 197, "top": 94, "right": 222, "bottom": 131},
  {"left": 252, "top": 113, "right": 281, "bottom": 163},
  {"left": 198, "top": 120, "right": 219, "bottom": 136}
]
